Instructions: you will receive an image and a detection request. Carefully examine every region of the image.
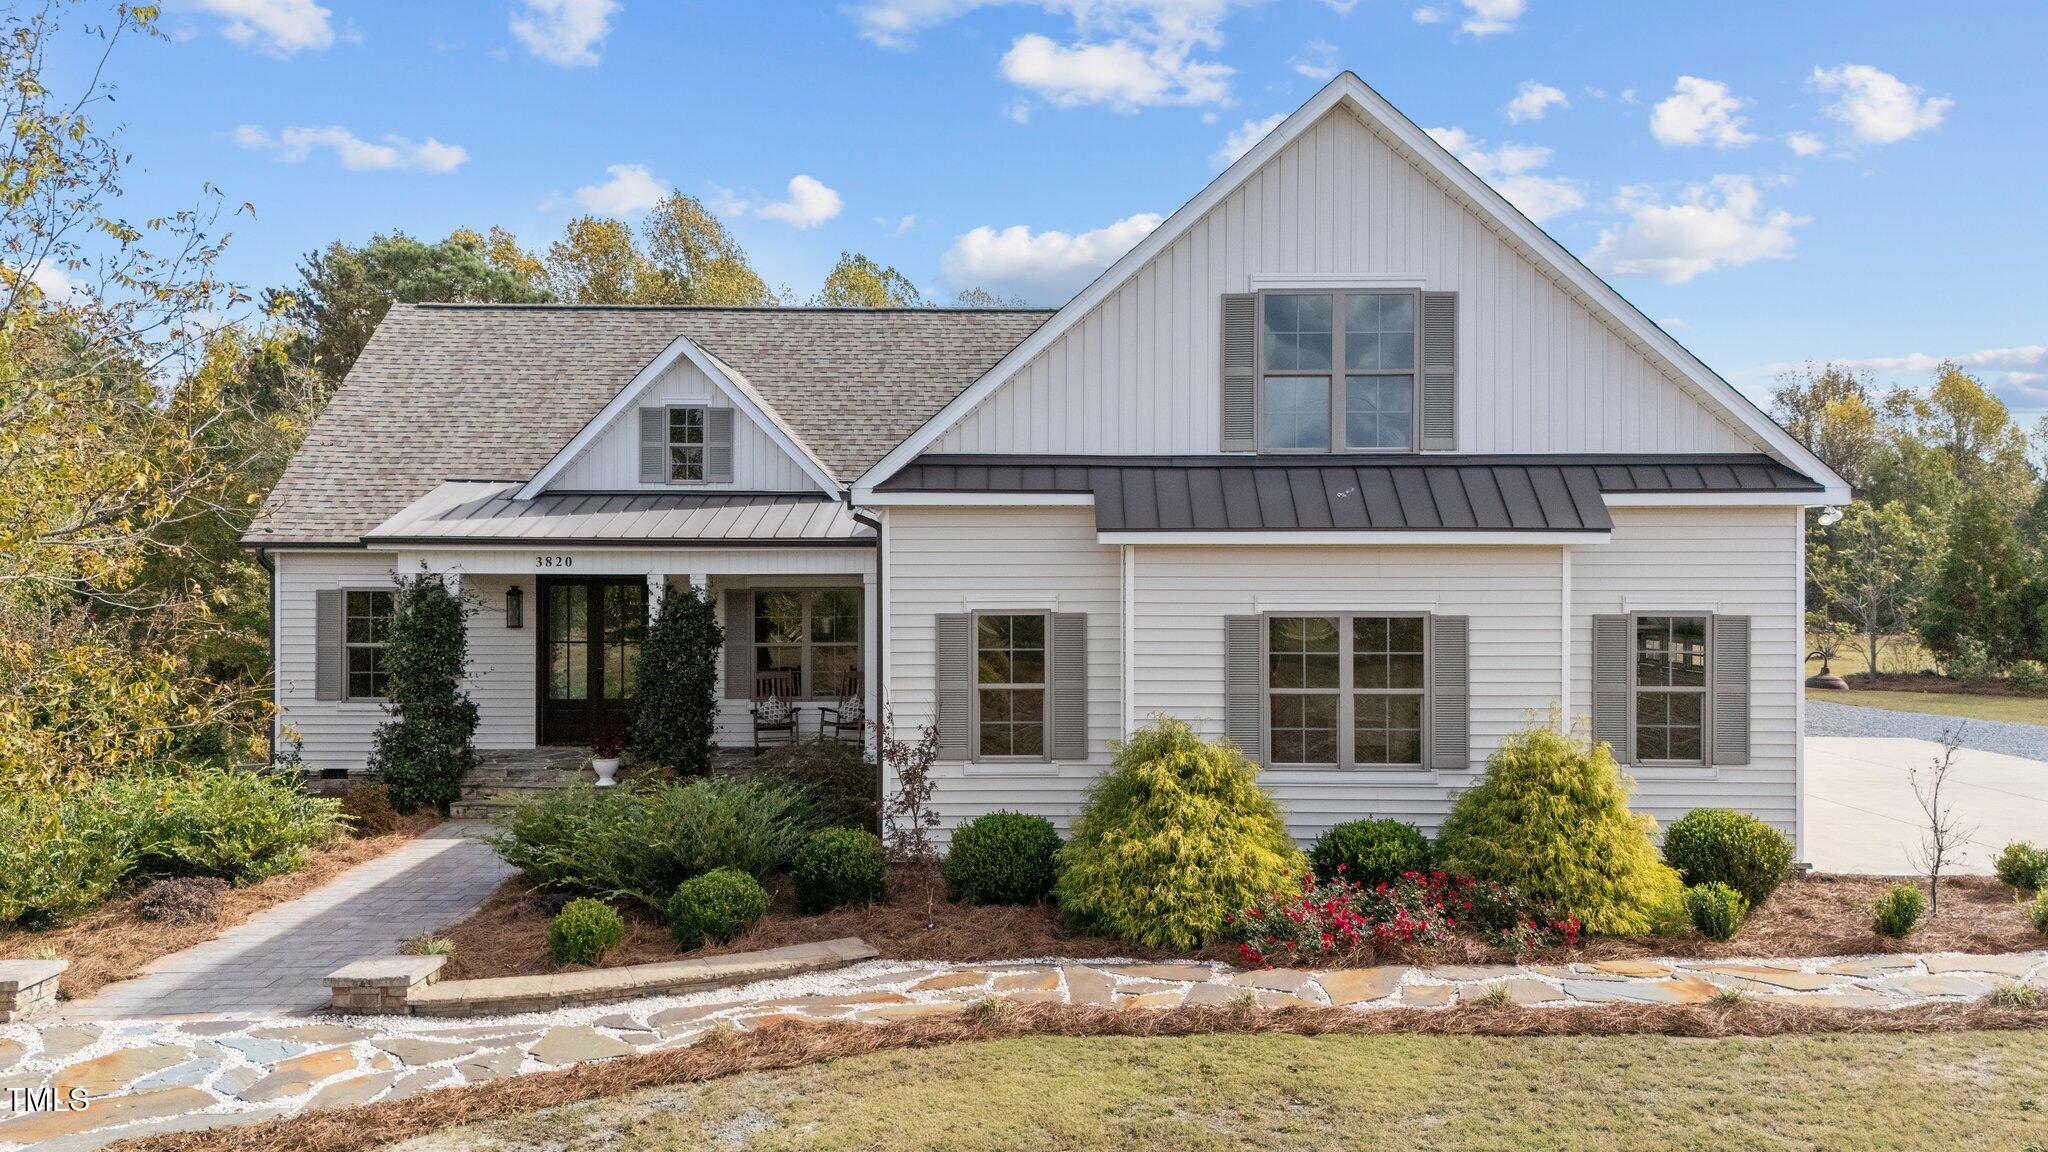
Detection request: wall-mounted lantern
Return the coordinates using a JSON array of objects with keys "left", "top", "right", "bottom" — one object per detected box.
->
[{"left": 505, "top": 584, "right": 524, "bottom": 629}]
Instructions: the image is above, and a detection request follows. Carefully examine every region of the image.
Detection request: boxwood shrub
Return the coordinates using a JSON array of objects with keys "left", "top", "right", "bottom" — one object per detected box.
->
[
  {"left": 1683, "top": 881, "right": 1748, "bottom": 941},
  {"left": 1872, "top": 884, "right": 1925, "bottom": 938},
  {"left": 1995, "top": 842, "right": 2048, "bottom": 892},
  {"left": 1662, "top": 807, "right": 1793, "bottom": 907},
  {"left": 943, "top": 812, "right": 1061, "bottom": 905},
  {"left": 667, "top": 867, "right": 772, "bottom": 950},
  {"left": 548, "top": 897, "right": 625, "bottom": 966},
  {"left": 792, "top": 828, "right": 887, "bottom": 914},
  {"left": 1309, "top": 818, "right": 1430, "bottom": 887}
]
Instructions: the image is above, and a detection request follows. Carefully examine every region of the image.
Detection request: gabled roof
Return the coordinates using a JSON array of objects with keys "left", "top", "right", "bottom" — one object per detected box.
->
[
  {"left": 852, "top": 73, "right": 1851, "bottom": 503},
  {"left": 248, "top": 304, "right": 1050, "bottom": 545}
]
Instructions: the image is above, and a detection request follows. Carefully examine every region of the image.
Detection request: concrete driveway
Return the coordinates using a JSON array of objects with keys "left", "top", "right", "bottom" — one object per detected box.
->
[{"left": 1806, "top": 737, "right": 2048, "bottom": 875}]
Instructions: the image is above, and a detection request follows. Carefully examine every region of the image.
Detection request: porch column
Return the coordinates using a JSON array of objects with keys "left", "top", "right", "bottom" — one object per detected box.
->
[
  {"left": 646, "top": 573, "right": 666, "bottom": 622},
  {"left": 863, "top": 569, "right": 879, "bottom": 761}
]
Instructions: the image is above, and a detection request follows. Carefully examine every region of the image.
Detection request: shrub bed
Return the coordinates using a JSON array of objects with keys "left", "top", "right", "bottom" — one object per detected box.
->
[
  {"left": 740, "top": 739, "right": 878, "bottom": 831},
  {"left": 1873, "top": 884, "right": 1925, "bottom": 938},
  {"left": 668, "top": 868, "right": 772, "bottom": 950},
  {"left": 1232, "top": 870, "right": 1577, "bottom": 967},
  {"left": 1663, "top": 808, "right": 1793, "bottom": 907},
  {"left": 1308, "top": 819, "right": 1430, "bottom": 887},
  {"left": 793, "top": 828, "right": 888, "bottom": 913},
  {"left": 943, "top": 812, "right": 1061, "bottom": 905}
]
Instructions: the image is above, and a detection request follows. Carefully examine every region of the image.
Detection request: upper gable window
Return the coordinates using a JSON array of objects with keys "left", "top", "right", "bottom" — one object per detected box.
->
[
  {"left": 1260, "top": 290, "right": 1416, "bottom": 453},
  {"left": 668, "top": 406, "right": 706, "bottom": 482}
]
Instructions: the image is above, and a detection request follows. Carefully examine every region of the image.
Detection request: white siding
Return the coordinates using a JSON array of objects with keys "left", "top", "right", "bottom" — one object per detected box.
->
[
  {"left": 551, "top": 354, "right": 818, "bottom": 492},
  {"left": 463, "top": 574, "right": 538, "bottom": 752},
  {"left": 930, "top": 104, "right": 1760, "bottom": 459}
]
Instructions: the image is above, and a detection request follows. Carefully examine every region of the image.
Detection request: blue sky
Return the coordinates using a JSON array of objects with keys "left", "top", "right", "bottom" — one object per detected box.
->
[{"left": 67, "top": 0, "right": 2047, "bottom": 425}]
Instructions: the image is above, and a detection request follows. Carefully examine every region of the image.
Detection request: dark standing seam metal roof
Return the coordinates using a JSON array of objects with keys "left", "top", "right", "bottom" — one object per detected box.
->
[{"left": 878, "top": 454, "right": 1821, "bottom": 534}]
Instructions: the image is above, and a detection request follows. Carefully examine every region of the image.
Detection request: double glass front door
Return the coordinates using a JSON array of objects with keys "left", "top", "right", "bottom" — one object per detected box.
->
[{"left": 538, "top": 577, "right": 645, "bottom": 746}]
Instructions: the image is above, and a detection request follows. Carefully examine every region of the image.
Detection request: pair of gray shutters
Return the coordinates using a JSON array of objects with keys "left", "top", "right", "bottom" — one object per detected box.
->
[
  {"left": 933, "top": 613, "right": 1089, "bottom": 761},
  {"left": 638, "top": 405, "right": 734, "bottom": 484},
  {"left": 1223, "top": 615, "right": 1470, "bottom": 770},
  {"left": 1592, "top": 614, "right": 1750, "bottom": 766},
  {"left": 1220, "top": 291, "right": 1458, "bottom": 452}
]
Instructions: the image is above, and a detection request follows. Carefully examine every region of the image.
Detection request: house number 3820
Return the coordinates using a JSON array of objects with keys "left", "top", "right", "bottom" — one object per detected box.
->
[{"left": 535, "top": 555, "right": 574, "bottom": 568}]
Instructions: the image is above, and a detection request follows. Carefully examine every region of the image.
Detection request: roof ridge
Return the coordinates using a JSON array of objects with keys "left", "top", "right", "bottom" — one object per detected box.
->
[{"left": 407, "top": 302, "right": 1058, "bottom": 314}]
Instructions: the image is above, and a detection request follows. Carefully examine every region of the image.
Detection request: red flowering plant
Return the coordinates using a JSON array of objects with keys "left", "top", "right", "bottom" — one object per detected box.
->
[{"left": 1228, "top": 867, "right": 1579, "bottom": 967}]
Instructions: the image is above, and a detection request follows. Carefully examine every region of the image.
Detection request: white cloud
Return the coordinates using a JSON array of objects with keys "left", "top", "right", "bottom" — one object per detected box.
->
[
  {"left": 509, "top": 0, "right": 618, "bottom": 68},
  {"left": 1290, "top": 39, "right": 1339, "bottom": 82},
  {"left": 1810, "top": 64, "right": 1951, "bottom": 145},
  {"left": 942, "top": 212, "right": 1163, "bottom": 301},
  {"left": 754, "top": 175, "right": 844, "bottom": 229},
  {"left": 233, "top": 125, "right": 468, "bottom": 173},
  {"left": 1459, "top": 0, "right": 1525, "bottom": 35},
  {"left": 1650, "top": 76, "right": 1756, "bottom": 148},
  {"left": 1319, "top": 0, "right": 1359, "bottom": 12},
  {"left": 889, "top": 214, "right": 918, "bottom": 236},
  {"left": 560, "top": 163, "right": 668, "bottom": 215},
  {"left": 1505, "top": 80, "right": 1568, "bottom": 123},
  {"left": 1002, "top": 97, "right": 1032, "bottom": 124},
  {"left": 1000, "top": 33, "right": 1231, "bottom": 111},
  {"left": 1785, "top": 131, "right": 1825, "bottom": 157},
  {"left": 188, "top": 0, "right": 335, "bottom": 56},
  {"left": 1213, "top": 112, "right": 1285, "bottom": 166},
  {"left": 1425, "top": 126, "right": 1585, "bottom": 223},
  {"left": 1412, "top": 6, "right": 1447, "bottom": 23},
  {"left": 1589, "top": 175, "right": 1805, "bottom": 283}
]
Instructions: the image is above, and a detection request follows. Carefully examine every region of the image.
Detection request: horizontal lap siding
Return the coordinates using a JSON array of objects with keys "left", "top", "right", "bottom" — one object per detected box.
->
[
  {"left": 463, "top": 575, "right": 537, "bottom": 753},
  {"left": 1133, "top": 544, "right": 1563, "bottom": 841},
  {"left": 1570, "top": 508, "right": 1801, "bottom": 837},
  {"left": 929, "top": 105, "right": 1761, "bottom": 459},
  {"left": 884, "top": 508, "right": 1122, "bottom": 843},
  {"left": 275, "top": 551, "right": 398, "bottom": 772}
]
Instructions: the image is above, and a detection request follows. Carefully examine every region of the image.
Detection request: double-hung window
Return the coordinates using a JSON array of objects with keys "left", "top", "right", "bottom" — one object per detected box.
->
[
  {"left": 344, "top": 589, "right": 394, "bottom": 700},
  {"left": 668, "top": 406, "right": 706, "bottom": 482},
  {"left": 974, "top": 613, "right": 1047, "bottom": 760},
  {"left": 1260, "top": 290, "right": 1417, "bottom": 452},
  {"left": 1266, "top": 614, "right": 1426, "bottom": 768},
  {"left": 1633, "top": 615, "right": 1708, "bottom": 764},
  {"left": 752, "top": 587, "right": 862, "bottom": 699}
]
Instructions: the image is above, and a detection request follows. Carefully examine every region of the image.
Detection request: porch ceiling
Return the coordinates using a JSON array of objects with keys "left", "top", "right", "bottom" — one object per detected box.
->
[{"left": 363, "top": 482, "right": 874, "bottom": 545}]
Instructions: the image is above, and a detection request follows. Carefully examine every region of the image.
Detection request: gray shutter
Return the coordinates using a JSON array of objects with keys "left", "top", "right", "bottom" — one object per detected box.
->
[
  {"left": 639, "top": 407, "right": 666, "bottom": 483},
  {"left": 1053, "top": 613, "right": 1088, "bottom": 761},
  {"left": 723, "top": 589, "right": 751, "bottom": 700},
  {"left": 1711, "top": 615, "right": 1751, "bottom": 766},
  {"left": 1419, "top": 291, "right": 1457, "bottom": 450},
  {"left": 1428, "top": 616, "right": 1470, "bottom": 770},
  {"left": 1224, "top": 615, "right": 1263, "bottom": 762},
  {"left": 1592, "top": 615, "right": 1631, "bottom": 760},
  {"left": 936, "top": 614, "right": 972, "bottom": 760},
  {"left": 1220, "top": 294, "right": 1257, "bottom": 452},
  {"left": 315, "top": 589, "right": 345, "bottom": 701},
  {"left": 705, "top": 407, "right": 734, "bottom": 483}
]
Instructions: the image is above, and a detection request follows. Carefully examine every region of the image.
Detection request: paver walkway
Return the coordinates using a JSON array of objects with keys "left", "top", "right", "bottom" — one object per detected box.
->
[
  {"left": 1806, "top": 737, "right": 2048, "bottom": 875},
  {"left": 65, "top": 824, "right": 515, "bottom": 1019},
  {"left": 4, "top": 949, "right": 2044, "bottom": 1150}
]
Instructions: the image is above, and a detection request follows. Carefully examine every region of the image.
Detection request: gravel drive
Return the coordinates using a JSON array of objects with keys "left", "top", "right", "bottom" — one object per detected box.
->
[{"left": 1807, "top": 699, "right": 2048, "bottom": 762}]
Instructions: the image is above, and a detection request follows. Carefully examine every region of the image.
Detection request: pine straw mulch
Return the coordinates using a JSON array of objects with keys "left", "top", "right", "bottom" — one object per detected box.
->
[
  {"left": 111, "top": 998, "right": 2048, "bottom": 1152},
  {"left": 0, "top": 815, "right": 442, "bottom": 1001},
  {"left": 435, "top": 868, "right": 2043, "bottom": 979},
  {"left": 1844, "top": 670, "right": 2046, "bottom": 698}
]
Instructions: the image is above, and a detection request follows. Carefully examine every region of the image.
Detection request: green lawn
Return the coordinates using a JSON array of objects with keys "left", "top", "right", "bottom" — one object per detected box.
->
[
  {"left": 1820, "top": 688, "right": 2048, "bottom": 728},
  {"left": 402, "top": 1031, "right": 2048, "bottom": 1152}
]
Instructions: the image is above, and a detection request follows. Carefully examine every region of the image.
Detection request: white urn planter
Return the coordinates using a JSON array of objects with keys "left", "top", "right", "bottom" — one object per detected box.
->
[{"left": 591, "top": 757, "right": 622, "bottom": 787}]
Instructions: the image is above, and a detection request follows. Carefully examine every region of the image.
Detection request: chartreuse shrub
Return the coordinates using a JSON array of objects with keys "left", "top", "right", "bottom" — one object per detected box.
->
[
  {"left": 1435, "top": 725, "right": 1684, "bottom": 936},
  {"left": 1309, "top": 818, "right": 1431, "bottom": 887},
  {"left": 1684, "top": 882, "right": 1748, "bottom": 942},
  {"left": 493, "top": 776, "right": 817, "bottom": 912},
  {"left": 792, "top": 828, "right": 888, "bottom": 913},
  {"left": 2029, "top": 891, "right": 2048, "bottom": 938},
  {"left": 1872, "top": 884, "right": 1925, "bottom": 938},
  {"left": 1053, "top": 719, "right": 1306, "bottom": 950},
  {"left": 1995, "top": 842, "right": 2048, "bottom": 892},
  {"left": 668, "top": 868, "right": 771, "bottom": 950},
  {"left": 1662, "top": 808, "right": 1794, "bottom": 907},
  {"left": 943, "top": 812, "right": 1062, "bottom": 905},
  {"left": 548, "top": 898, "right": 625, "bottom": 966}
]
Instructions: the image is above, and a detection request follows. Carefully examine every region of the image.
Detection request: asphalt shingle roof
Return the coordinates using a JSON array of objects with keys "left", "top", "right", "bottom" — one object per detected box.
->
[{"left": 248, "top": 304, "right": 1051, "bottom": 545}]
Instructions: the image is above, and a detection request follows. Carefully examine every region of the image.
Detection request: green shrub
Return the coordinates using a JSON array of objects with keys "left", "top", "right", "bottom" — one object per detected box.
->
[
  {"left": 1435, "top": 725, "right": 1684, "bottom": 936},
  {"left": 667, "top": 867, "right": 772, "bottom": 950},
  {"left": 1684, "top": 882, "right": 1748, "bottom": 941},
  {"left": 1872, "top": 884, "right": 1925, "bottom": 938},
  {"left": 1309, "top": 818, "right": 1431, "bottom": 887},
  {"left": 2030, "top": 891, "right": 2048, "bottom": 937},
  {"left": 370, "top": 573, "right": 480, "bottom": 816},
  {"left": 632, "top": 583, "right": 722, "bottom": 776},
  {"left": 742, "top": 739, "right": 878, "bottom": 830},
  {"left": 548, "top": 898, "right": 625, "bottom": 966},
  {"left": 1052, "top": 719, "right": 1306, "bottom": 950},
  {"left": 1662, "top": 808, "right": 1794, "bottom": 907},
  {"left": 2009, "top": 660, "right": 2048, "bottom": 695},
  {"left": 97, "top": 769, "right": 342, "bottom": 883},
  {"left": 943, "top": 812, "right": 1061, "bottom": 905},
  {"left": 1995, "top": 842, "right": 2048, "bottom": 892},
  {"left": 493, "top": 776, "right": 817, "bottom": 912},
  {"left": 792, "top": 828, "right": 887, "bottom": 914},
  {"left": 339, "top": 782, "right": 399, "bottom": 838}
]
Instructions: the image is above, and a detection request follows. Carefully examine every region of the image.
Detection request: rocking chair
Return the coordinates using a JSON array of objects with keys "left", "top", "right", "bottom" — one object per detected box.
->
[
  {"left": 750, "top": 670, "right": 798, "bottom": 753},
  {"left": 820, "top": 670, "right": 864, "bottom": 745}
]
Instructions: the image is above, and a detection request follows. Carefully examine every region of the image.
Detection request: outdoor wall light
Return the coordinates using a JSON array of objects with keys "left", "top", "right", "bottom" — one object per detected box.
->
[{"left": 505, "top": 584, "right": 524, "bottom": 628}]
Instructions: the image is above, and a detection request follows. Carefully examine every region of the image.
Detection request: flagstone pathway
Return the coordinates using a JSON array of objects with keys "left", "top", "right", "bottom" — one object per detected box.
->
[{"left": 3, "top": 949, "right": 2044, "bottom": 1150}]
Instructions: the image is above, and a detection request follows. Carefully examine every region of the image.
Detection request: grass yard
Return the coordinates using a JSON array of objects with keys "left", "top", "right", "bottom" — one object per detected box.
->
[
  {"left": 1822, "top": 687, "right": 2048, "bottom": 728},
  {"left": 395, "top": 1030, "right": 2048, "bottom": 1152}
]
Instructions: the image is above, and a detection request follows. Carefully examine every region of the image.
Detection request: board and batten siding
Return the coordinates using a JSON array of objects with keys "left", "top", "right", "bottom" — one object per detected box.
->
[
  {"left": 1570, "top": 507, "right": 1802, "bottom": 838},
  {"left": 549, "top": 354, "right": 817, "bottom": 492},
  {"left": 882, "top": 507, "right": 1123, "bottom": 842},
  {"left": 929, "top": 102, "right": 1759, "bottom": 459}
]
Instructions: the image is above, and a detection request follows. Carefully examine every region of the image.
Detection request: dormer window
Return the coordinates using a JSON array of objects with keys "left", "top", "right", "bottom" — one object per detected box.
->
[
  {"left": 668, "top": 406, "right": 706, "bottom": 482},
  {"left": 1259, "top": 290, "right": 1417, "bottom": 453}
]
